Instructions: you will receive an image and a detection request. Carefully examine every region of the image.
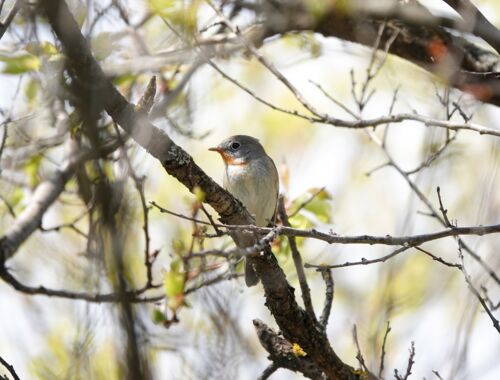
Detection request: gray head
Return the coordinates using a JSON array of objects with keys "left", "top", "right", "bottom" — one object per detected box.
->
[{"left": 209, "top": 135, "right": 267, "bottom": 165}]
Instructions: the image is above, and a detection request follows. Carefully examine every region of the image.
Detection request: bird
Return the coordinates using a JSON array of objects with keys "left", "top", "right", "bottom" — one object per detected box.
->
[{"left": 209, "top": 135, "right": 279, "bottom": 286}]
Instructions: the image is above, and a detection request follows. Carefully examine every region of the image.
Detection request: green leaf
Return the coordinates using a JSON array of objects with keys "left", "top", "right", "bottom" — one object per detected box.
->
[
  {"left": 26, "top": 41, "right": 58, "bottom": 56},
  {"left": 193, "top": 186, "right": 205, "bottom": 202},
  {"left": 289, "top": 213, "right": 313, "bottom": 230},
  {"left": 0, "top": 53, "right": 40, "bottom": 74},
  {"left": 10, "top": 188, "right": 24, "bottom": 208},
  {"left": 24, "top": 153, "right": 43, "bottom": 188},
  {"left": 303, "top": 197, "right": 331, "bottom": 223},
  {"left": 164, "top": 271, "right": 185, "bottom": 297},
  {"left": 152, "top": 309, "right": 166, "bottom": 324},
  {"left": 288, "top": 188, "right": 333, "bottom": 223},
  {"left": 148, "top": 0, "right": 175, "bottom": 16},
  {"left": 164, "top": 259, "right": 185, "bottom": 298}
]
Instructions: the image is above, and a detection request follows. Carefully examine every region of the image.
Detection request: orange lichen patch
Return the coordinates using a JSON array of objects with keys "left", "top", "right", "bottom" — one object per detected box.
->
[
  {"left": 460, "top": 83, "right": 493, "bottom": 101},
  {"left": 427, "top": 38, "right": 448, "bottom": 63}
]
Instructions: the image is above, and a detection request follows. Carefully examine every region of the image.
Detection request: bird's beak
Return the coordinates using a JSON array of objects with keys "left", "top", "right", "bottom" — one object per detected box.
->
[{"left": 208, "top": 146, "right": 222, "bottom": 153}]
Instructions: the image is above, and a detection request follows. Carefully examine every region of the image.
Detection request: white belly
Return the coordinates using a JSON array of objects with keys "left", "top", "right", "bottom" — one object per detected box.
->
[{"left": 224, "top": 158, "right": 278, "bottom": 226}]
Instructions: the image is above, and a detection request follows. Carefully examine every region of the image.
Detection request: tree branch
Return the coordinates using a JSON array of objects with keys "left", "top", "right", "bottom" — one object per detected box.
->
[
  {"left": 278, "top": 196, "right": 316, "bottom": 322},
  {"left": 39, "top": 1, "right": 358, "bottom": 377},
  {"left": 442, "top": 0, "right": 500, "bottom": 53},
  {"left": 0, "top": 262, "right": 163, "bottom": 303},
  {"left": 0, "top": 354, "right": 20, "bottom": 380},
  {"left": 257, "top": 1, "right": 500, "bottom": 108},
  {"left": 0, "top": 0, "right": 21, "bottom": 40},
  {"left": 0, "top": 141, "right": 119, "bottom": 262},
  {"left": 253, "top": 319, "right": 327, "bottom": 380}
]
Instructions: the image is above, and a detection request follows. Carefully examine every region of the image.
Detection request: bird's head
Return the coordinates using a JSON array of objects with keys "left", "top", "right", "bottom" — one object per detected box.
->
[{"left": 209, "top": 135, "right": 266, "bottom": 165}]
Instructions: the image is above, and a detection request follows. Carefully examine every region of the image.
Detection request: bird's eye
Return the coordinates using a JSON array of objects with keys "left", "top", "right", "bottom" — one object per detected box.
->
[{"left": 230, "top": 142, "right": 240, "bottom": 150}]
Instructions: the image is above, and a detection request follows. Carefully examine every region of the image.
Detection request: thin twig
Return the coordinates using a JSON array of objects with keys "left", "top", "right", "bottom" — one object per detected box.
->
[
  {"left": 152, "top": 201, "right": 500, "bottom": 249},
  {"left": 394, "top": 341, "right": 415, "bottom": 380},
  {"left": 278, "top": 197, "right": 315, "bottom": 321},
  {"left": 414, "top": 246, "right": 462, "bottom": 269},
  {"left": 365, "top": 128, "right": 500, "bottom": 286},
  {"left": 318, "top": 268, "right": 334, "bottom": 329},
  {"left": 378, "top": 321, "right": 392, "bottom": 379},
  {"left": 432, "top": 370, "right": 444, "bottom": 379},
  {"left": 0, "top": 354, "right": 20, "bottom": 380},
  {"left": 184, "top": 272, "right": 242, "bottom": 295},
  {"left": 458, "top": 243, "right": 500, "bottom": 334},
  {"left": 307, "top": 246, "right": 412, "bottom": 270},
  {"left": 200, "top": 203, "right": 222, "bottom": 236},
  {"left": 436, "top": 187, "right": 453, "bottom": 227},
  {"left": 257, "top": 363, "right": 279, "bottom": 380},
  {"left": 0, "top": 264, "right": 163, "bottom": 303},
  {"left": 353, "top": 325, "right": 370, "bottom": 373},
  {"left": 289, "top": 187, "right": 326, "bottom": 218}
]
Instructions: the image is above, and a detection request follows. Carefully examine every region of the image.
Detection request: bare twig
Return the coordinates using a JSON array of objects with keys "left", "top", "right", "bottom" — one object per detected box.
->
[
  {"left": 0, "top": 194, "right": 15, "bottom": 218},
  {"left": 405, "top": 134, "right": 457, "bottom": 175},
  {"left": 458, "top": 243, "right": 500, "bottom": 334},
  {"left": 318, "top": 268, "right": 334, "bottom": 329},
  {"left": 288, "top": 187, "right": 326, "bottom": 218},
  {"left": 278, "top": 196, "right": 315, "bottom": 322},
  {"left": 481, "top": 286, "right": 500, "bottom": 311},
  {"left": 0, "top": 354, "right": 20, "bottom": 380},
  {"left": 442, "top": 0, "right": 500, "bottom": 53},
  {"left": 365, "top": 128, "right": 500, "bottom": 286},
  {"left": 307, "top": 246, "right": 412, "bottom": 270},
  {"left": 414, "top": 246, "right": 462, "bottom": 269},
  {"left": 353, "top": 325, "right": 370, "bottom": 373},
  {"left": 394, "top": 341, "right": 415, "bottom": 380},
  {"left": 432, "top": 370, "right": 444, "bottom": 379},
  {"left": 199, "top": 203, "right": 223, "bottom": 236},
  {"left": 152, "top": 202, "right": 500, "bottom": 250},
  {"left": 0, "top": 264, "right": 163, "bottom": 303},
  {"left": 378, "top": 321, "right": 392, "bottom": 379},
  {"left": 184, "top": 272, "right": 241, "bottom": 295},
  {"left": 436, "top": 186, "right": 453, "bottom": 227}
]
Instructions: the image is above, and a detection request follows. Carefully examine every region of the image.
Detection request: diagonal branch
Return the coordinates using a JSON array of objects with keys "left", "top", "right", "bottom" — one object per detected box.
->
[
  {"left": 39, "top": 1, "right": 357, "bottom": 378},
  {"left": 0, "top": 0, "right": 21, "bottom": 40},
  {"left": 0, "top": 141, "right": 119, "bottom": 262},
  {"left": 253, "top": 319, "right": 327, "bottom": 380},
  {"left": 255, "top": 1, "right": 500, "bottom": 107},
  {"left": 442, "top": 0, "right": 500, "bottom": 53},
  {"left": 0, "top": 354, "right": 20, "bottom": 380}
]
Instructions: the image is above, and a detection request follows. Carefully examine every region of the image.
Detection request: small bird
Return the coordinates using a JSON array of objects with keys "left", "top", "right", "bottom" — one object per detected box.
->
[{"left": 209, "top": 135, "right": 279, "bottom": 286}]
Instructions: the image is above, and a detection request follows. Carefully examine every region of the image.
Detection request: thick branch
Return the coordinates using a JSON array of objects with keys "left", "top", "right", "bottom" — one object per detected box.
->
[
  {"left": 0, "top": 142, "right": 117, "bottom": 261},
  {"left": 40, "top": 0, "right": 251, "bottom": 227},
  {"left": 442, "top": 0, "right": 500, "bottom": 53},
  {"left": 253, "top": 319, "right": 327, "bottom": 380},
  {"left": 0, "top": 0, "right": 21, "bottom": 40},
  {"left": 39, "top": 1, "right": 357, "bottom": 377},
  {"left": 260, "top": 1, "right": 500, "bottom": 107}
]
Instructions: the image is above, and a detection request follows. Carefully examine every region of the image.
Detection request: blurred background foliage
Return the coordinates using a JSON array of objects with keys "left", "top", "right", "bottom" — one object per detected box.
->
[{"left": 0, "top": 0, "right": 499, "bottom": 379}]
